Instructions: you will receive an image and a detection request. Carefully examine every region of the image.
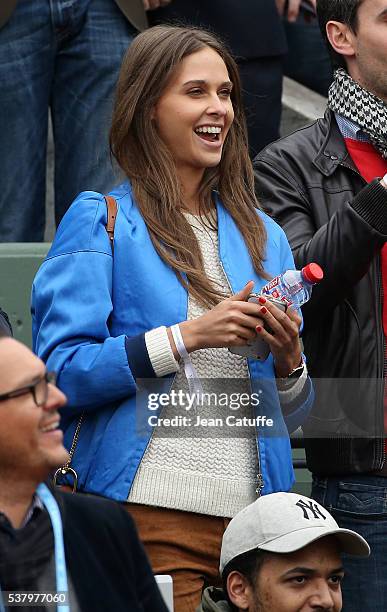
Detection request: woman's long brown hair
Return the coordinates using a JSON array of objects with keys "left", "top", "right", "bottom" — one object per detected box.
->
[{"left": 110, "top": 25, "right": 269, "bottom": 307}]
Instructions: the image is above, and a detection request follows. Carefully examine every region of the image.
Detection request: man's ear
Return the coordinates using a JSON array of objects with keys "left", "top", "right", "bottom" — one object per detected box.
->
[
  {"left": 227, "top": 571, "right": 253, "bottom": 611},
  {"left": 326, "top": 20, "right": 357, "bottom": 61}
]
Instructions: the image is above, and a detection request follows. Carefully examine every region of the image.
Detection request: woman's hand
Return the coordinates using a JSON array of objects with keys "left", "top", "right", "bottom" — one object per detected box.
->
[
  {"left": 169, "top": 281, "right": 265, "bottom": 355},
  {"left": 255, "top": 296, "right": 302, "bottom": 377},
  {"left": 167, "top": 283, "right": 302, "bottom": 374}
]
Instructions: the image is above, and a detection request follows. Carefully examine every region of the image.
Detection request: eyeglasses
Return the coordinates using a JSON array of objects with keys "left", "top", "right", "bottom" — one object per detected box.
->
[{"left": 0, "top": 372, "right": 57, "bottom": 407}]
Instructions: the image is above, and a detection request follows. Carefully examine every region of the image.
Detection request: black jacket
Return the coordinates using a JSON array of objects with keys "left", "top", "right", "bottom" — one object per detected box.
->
[
  {"left": 149, "top": 0, "right": 287, "bottom": 60},
  {"left": 254, "top": 109, "right": 387, "bottom": 475},
  {"left": 59, "top": 491, "right": 167, "bottom": 612}
]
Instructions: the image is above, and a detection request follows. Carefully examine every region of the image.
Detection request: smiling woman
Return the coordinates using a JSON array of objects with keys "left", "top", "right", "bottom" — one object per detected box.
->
[
  {"left": 151, "top": 46, "right": 234, "bottom": 187},
  {"left": 32, "top": 25, "right": 314, "bottom": 612},
  {"left": 109, "top": 25, "right": 269, "bottom": 307}
]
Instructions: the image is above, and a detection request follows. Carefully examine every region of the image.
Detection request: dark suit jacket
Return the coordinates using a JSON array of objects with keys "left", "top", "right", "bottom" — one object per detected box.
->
[
  {"left": 150, "top": 0, "right": 287, "bottom": 60},
  {"left": 58, "top": 491, "right": 167, "bottom": 611}
]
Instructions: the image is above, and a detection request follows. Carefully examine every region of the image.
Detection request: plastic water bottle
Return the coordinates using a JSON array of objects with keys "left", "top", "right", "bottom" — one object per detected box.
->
[{"left": 260, "top": 263, "right": 324, "bottom": 307}]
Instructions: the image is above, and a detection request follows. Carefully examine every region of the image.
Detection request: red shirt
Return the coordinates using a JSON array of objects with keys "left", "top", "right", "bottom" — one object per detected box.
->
[
  {"left": 344, "top": 138, "right": 387, "bottom": 439},
  {"left": 345, "top": 139, "right": 387, "bottom": 182}
]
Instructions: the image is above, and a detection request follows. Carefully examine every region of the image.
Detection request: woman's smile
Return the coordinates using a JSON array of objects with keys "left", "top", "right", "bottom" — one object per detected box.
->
[{"left": 153, "top": 46, "right": 234, "bottom": 179}]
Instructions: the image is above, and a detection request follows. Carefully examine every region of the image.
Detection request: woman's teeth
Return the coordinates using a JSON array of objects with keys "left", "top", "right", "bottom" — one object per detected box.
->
[{"left": 195, "top": 126, "right": 222, "bottom": 134}]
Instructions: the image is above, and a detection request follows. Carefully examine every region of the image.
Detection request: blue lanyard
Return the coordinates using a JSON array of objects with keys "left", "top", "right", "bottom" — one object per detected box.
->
[{"left": 0, "top": 484, "right": 70, "bottom": 612}]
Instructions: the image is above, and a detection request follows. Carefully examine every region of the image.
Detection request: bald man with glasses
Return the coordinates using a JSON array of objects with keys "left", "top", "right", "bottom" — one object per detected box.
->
[{"left": 0, "top": 335, "right": 168, "bottom": 612}]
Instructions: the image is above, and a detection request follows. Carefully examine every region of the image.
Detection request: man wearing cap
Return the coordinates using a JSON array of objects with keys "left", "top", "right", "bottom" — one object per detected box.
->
[{"left": 198, "top": 492, "right": 369, "bottom": 612}]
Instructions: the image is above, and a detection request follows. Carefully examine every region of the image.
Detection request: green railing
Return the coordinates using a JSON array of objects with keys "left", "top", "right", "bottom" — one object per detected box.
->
[{"left": 0, "top": 243, "right": 50, "bottom": 347}]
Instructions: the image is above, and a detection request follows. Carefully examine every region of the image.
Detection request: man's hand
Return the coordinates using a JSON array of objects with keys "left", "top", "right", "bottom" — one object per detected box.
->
[
  {"left": 275, "top": 0, "right": 316, "bottom": 22},
  {"left": 143, "top": 0, "right": 172, "bottom": 10}
]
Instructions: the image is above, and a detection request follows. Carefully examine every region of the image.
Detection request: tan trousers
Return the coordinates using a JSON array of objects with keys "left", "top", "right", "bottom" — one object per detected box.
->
[{"left": 126, "top": 504, "right": 230, "bottom": 612}]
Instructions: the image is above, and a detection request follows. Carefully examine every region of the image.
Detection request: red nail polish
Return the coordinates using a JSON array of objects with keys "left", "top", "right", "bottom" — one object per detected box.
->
[
  {"left": 260, "top": 307, "right": 267, "bottom": 314},
  {"left": 258, "top": 296, "right": 266, "bottom": 304},
  {"left": 256, "top": 326, "right": 262, "bottom": 332}
]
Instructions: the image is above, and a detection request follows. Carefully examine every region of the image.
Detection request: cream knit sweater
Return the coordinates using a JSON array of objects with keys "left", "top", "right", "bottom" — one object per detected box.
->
[
  {"left": 128, "top": 213, "right": 259, "bottom": 517},
  {"left": 128, "top": 213, "right": 307, "bottom": 517}
]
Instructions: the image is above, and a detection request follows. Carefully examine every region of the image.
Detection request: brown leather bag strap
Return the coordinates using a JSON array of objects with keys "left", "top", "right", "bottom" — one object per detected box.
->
[
  {"left": 104, "top": 195, "right": 118, "bottom": 253},
  {"left": 53, "top": 194, "right": 118, "bottom": 494}
]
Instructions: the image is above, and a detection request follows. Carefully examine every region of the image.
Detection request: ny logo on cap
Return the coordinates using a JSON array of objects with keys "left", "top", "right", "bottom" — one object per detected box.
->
[{"left": 296, "top": 499, "right": 327, "bottom": 521}]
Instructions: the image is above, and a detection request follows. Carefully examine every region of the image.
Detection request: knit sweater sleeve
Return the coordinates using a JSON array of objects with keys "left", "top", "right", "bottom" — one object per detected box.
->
[{"left": 145, "top": 326, "right": 179, "bottom": 377}]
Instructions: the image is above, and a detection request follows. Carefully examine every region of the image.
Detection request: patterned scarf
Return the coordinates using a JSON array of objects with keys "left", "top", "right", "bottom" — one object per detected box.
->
[
  {"left": 0, "top": 506, "right": 53, "bottom": 612},
  {"left": 328, "top": 68, "right": 387, "bottom": 159}
]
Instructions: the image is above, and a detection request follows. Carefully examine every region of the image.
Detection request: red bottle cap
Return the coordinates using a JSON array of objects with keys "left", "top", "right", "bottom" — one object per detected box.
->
[{"left": 302, "top": 263, "right": 324, "bottom": 284}]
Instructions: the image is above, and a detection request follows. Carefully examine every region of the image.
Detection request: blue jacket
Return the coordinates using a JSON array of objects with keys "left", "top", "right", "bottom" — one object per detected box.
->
[{"left": 32, "top": 182, "right": 313, "bottom": 502}]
